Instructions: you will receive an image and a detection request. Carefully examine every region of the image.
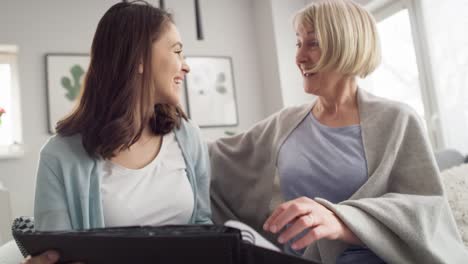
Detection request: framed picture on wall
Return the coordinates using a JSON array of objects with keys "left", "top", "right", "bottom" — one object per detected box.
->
[
  {"left": 45, "top": 54, "right": 90, "bottom": 133},
  {"left": 184, "top": 56, "right": 238, "bottom": 127}
]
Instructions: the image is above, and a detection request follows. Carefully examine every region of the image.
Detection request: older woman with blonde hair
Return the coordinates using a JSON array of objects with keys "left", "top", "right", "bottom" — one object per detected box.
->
[{"left": 210, "top": 0, "right": 468, "bottom": 263}]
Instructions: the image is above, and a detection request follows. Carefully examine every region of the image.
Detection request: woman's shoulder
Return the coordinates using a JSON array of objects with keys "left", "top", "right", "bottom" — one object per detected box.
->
[
  {"left": 275, "top": 103, "right": 312, "bottom": 119},
  {"left": 359, "top": 89, "right": 421, "bottom": 121},
  {"left": 245, "top": 103, "right": 312, "bottom": 132},
  {"left": 40, "top": 133, "right": 88, "bottom": 160},
  {"left": 174, "top": 118, "right": 204, "bottom": 148},
  {"left": 177, "top": 118, "right": 202, "bottom": 138},
  {"left": 174, "top": 118, "right": 209, "bottom": 164}
]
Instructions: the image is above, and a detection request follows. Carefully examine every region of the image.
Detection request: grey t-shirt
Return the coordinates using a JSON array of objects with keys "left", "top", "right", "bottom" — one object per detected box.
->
[
  {"left": 278, "top": 112, "right": 368, "bottom": 204},
  {"left": 278, "top": 112, "right": 369, "bottom": 256}
]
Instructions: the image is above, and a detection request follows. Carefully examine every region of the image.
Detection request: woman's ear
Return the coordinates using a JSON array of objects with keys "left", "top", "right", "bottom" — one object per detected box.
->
[{"left": 138, "top": 63, "right": 144, "bottom": 74}]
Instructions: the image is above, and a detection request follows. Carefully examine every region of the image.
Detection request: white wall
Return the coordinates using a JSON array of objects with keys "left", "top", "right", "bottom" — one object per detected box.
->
[
  {"left": 0, "top": 0, "right": 115, "bottom": 222},
  {"left": 0, "top": 0, "right": 266, "bottom": 219},
  {"left": 252, "top": 0, "right": 284, "bottom": 116},
  {"left": 251, "top": 0, "right": 314, "bottom": 115},
  {"left": 271, "top": 0, "right": 315, "bottom": 107},
  {"left": 169, "top": 0, "right": 267, "bottom": 139}
]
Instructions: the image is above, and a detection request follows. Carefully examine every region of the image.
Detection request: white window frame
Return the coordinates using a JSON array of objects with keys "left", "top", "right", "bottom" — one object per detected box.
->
[
  {"left": 364, "top": 0, "right": 445, "bottom": 150},
  {"left": 0, "top": 45, "right": 24, "bottom": 159}
]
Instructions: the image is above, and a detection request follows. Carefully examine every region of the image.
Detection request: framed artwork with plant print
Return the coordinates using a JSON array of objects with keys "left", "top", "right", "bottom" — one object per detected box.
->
[
  {"left": 45, "top": 54, "right": 90, "bottom": 133},
  {"left": 184, "top": 56, "right": 238, "bottom": 127}
]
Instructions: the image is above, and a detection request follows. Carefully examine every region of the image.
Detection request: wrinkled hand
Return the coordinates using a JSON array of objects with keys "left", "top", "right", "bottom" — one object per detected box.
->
[
  {"left": 22, "top": 250, "right": 83, "bottom": 264},
  {"left": 22, "top": 251, "right": 59, "bottom": 264},
  {"left": 263, "top": 196, "right": 362, "bottom": 250}
]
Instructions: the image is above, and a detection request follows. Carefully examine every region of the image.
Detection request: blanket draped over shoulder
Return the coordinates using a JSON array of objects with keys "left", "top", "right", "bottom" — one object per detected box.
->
[{"left": 209, "top": 89, "right": 468, "bottom": 263}]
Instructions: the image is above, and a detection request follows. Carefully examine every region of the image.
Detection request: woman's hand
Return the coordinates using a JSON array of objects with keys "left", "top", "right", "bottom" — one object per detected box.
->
[
  {"left": 263, "top": 196, "right": 362, "bottom": 250},
  {"left": 22, "top": 251, "right": 59, "bottom": 264},
  {"left": 22, "top": 251, "right": 83, "bottom": 264}
]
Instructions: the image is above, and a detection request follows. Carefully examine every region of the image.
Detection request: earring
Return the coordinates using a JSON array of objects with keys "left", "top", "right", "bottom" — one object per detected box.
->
[{"left": 138, "top": 64, "right": 144, "bottom": 74}]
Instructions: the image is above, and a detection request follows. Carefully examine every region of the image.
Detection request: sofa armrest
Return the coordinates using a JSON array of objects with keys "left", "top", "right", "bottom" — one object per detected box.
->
[
  {"left": 434, "top": 149, "right": 466, "bottom": 171},
  {"left": 0, "top": 183, "right": 12, "bottom": 245}
]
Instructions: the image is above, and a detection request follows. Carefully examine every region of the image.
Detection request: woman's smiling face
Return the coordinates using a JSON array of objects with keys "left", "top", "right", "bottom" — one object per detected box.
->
[{"left": 150, "top": 22, "right": 190, "bottom": 105}]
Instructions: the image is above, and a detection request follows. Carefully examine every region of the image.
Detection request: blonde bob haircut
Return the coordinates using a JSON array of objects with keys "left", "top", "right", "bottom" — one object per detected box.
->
[{"left": 294, "top": 0, "right": 381, "bottom": 78}]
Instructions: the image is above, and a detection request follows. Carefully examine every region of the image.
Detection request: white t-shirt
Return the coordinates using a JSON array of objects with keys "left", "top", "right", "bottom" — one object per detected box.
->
[{"left": 101, "top": 131, "right": 194, "bottom": 227}]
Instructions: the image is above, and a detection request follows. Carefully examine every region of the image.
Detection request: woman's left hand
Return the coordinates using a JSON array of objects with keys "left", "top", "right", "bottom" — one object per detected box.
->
[{"left": 263, "top": 196, "right": 362, "bottom": 250}]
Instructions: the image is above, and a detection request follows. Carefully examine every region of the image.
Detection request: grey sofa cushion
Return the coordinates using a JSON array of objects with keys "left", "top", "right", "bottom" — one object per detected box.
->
[
  {"left": 440, "top": 164, "right": 468, "bottom": 247},
  {"left": 0, "top": 240, "right": 23, "bottom": 264},
  {"left": 434, "top": 149, "right": 466, "bottom": 171}
]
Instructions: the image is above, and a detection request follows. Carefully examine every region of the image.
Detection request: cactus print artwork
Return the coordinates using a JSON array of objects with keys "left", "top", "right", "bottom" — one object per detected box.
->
[{"left": 61, "top": 64, "right": 85, "bottom": 101}]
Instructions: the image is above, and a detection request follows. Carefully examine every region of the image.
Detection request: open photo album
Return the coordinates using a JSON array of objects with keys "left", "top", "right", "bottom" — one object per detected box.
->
[{"left": 12, "top": 217, "right": 315, "bottom": 264}]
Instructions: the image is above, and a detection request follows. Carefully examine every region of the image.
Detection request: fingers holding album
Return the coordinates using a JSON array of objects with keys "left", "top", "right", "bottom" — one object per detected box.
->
[
  {"left": 22, "top": 250, "right": 84, "bottom": 264},
  {"left": 263, "top": 196, "right": 318, "bottom": 233},
  {"left": 263, "top": 196, "right": 360, "bottom": 250},
  {"left": 22, "top": 251, "right": 59, "bottom": 264}
]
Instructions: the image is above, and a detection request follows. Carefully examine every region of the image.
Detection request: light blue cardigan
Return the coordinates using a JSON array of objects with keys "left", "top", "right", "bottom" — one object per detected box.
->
[{"left": 34, "top": 119, "right": 212, "bottom": 231}]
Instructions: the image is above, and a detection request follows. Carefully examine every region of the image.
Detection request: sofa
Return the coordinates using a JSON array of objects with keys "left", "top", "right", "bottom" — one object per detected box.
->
[
  {"left": 0, "top": 184, "right": 18, "bottom": 264},
  {"left": 0, "top": 183, "right": 12, "bottom": 245},
  {"left": 435, "top": 149, "right": 468, "bottom": 247},
  {"left": 0, "top": 149, "right": 467, "bottom": 263}
]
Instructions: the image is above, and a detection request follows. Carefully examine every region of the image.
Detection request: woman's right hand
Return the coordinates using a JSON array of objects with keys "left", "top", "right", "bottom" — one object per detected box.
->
[
  {"left": 22, "top": 250, "right": 83, "bottom": 264},
  {"left": 22, "top": 251, "right": 59, "bottom": 264}
]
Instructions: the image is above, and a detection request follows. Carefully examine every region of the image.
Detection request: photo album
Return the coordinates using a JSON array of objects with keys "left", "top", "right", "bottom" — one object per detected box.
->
[{"left": 13, "top": 217, "right": 316, "bottom": 264}]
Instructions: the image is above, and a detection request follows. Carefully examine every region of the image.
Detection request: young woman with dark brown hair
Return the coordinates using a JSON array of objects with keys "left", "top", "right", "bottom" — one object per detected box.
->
[
  {"left": 34, "top": 0, "right": 211, "bottom": 233},
  {"left": 23, "top": 2, "right": 211, "bottom": 263}
]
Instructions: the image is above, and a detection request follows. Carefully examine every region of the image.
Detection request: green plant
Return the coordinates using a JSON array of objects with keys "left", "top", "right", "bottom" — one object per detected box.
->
[
  {"left": 224, "top": 130, "right": 236, "bottom": 136},
  {"left": 61, "top": 64, "right": 85, "bottom": 101}
]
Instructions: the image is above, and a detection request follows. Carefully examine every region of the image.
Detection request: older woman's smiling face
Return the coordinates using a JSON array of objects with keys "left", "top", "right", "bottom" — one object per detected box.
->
[
  {"left": 295, "top": 23, "right": 322, "bottom": 95},
  {"left": 295, "top": 23, "right": 347, "bottom": 97}
]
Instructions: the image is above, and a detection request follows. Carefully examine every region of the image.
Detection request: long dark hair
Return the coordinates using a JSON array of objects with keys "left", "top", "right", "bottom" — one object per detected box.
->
[{"left": 56, "top": 1, "right": 187, "bottom": 159}]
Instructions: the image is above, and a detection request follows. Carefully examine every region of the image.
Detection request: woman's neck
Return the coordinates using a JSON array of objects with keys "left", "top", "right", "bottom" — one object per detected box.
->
[
  {"left": 111, "top": 125, "right": 163, "bottom": 169},
  {"left": 314, "top": 77, "right": 358, "bottom": 116},
  {"left": 312, "top": 77, "right": 360, "bottom": 127}
]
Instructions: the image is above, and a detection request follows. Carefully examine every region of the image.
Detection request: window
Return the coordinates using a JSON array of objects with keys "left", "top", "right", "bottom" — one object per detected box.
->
[
  {"left": 359, "top": 0, "right": 444, "bottom": 149},
  {"left": 418, "top": 0, "right": 468, "bottom": 153},
  {"left": 359, "top": 8, "right": 425, "bottom": 119},
  {"left": 0, "top": 45, "right": 23, "bottom": 158}
]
